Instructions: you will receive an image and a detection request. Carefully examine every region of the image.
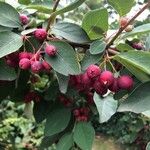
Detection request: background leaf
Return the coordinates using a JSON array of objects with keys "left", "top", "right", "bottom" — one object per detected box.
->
[
  {"left": 45, "top": 41, "right": 81, "bottom": 76},
  {"left": 0, "top": 2, "right": 21, "bottom": 28},
  {"left": 0, "top": 31, "right": 23, "bottom": 58},
  {"left": 51, "top": 22, "right": 90, "bottom": 44},
  {"left": 82, "top": 8, "right": 108, "bottom": 40},
  {"left": 44, "top": 107, "right": 71, "bottom": 136},
  {"left": 57, "top": 133, "right": 73, "bottom": 150},
  {"left": 94, "top": 93, "right": 118, "bottom": 123},
  {"left": 108, "top": 0, "right": 135, "bottom": 16},
  {"left": 118, "top": 82, "right": 150, "bottom": 113},
  {"left": 73, "top": 122, "right": 95, "bottom": 150}
]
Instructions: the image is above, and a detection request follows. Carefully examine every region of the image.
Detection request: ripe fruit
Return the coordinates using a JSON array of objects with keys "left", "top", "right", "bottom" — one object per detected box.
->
[
  {"left": 125, "top": 25, "right": 133, "bottom": 32},
  {"left": 132, "top": 42, "right": 143, "bottom": 50},
  {"left": 34, "top": 28, "right": 47, "bottom": 41},
  {"left": 20, "top": 14, "right": 29, "bottom": 25},
  {"left": 119, "top": 17, "right": 128, "bottom": 27},
  {"left": 93, "top": 81, "right": 107, "bottom": 95},
  {"left": 86, "top": 64, "right": 101, "bottom": 79},
  {"left": 109, "top": 78, "right": 119, "bottom": 93},
  {"left": 45, "top": 44, "right": 57, "bottom": 56},
  {"left": 31, "top": 61, "right": 43, "bottom": 73},
  {"left": 99, "top": 71, "right": 114, "bottom": 87},
  {"left": 81, "top": 72, "right": 91, "bottom": 87},
  {"left": 19, "top": 58, "right": 31, "bottom": 70},
  {"left": 42, "top": 61, "right": 52, "bottom": 71},
  {"left": 118, "top": 75, "right": 133, "bottom": 90},
  {"left": 19, "top": 52, "right": 31, "bottom": 60}
]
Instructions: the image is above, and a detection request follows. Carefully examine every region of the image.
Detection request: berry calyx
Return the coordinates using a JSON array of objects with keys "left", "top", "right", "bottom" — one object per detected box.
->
[
  {"left": 118, "top": 75, "right": 133, "bottom": 90},
  {"left": 45, "top": 44, "right": 57, "bottom": 57},
  {"left": 19, "top": 58, "right": 31, "bottom": 70},
  {"left": 86, "top": 64, "right": 101, "bottom": 80},
  {"left": 31, "top": 61, "right": 43, "bottom": 73},
  {"left": 20, "top": 14, "right": 29, "bottom": 25},
  {"left": 99, "top": 71, "right": 114, "bottom": 87},
  {"left": 34, "top": 28, "right": 47, "bottom": 41}
]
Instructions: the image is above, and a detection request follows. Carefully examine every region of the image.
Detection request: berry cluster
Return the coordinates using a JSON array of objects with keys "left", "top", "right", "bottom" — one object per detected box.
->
[
  {"left": 70, "top": 64, "right": 134, "bottom": 96},
  {"left": 73, "top": 107, "right": 89, "bottom": 122}
]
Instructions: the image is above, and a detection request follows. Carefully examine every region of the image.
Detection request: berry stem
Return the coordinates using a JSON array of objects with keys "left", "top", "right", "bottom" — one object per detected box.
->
[
  {"left": 106, "top": 1, "right": 150, "bottom": 49},
  {"left": 46, "top": 0, "right": 61, "bottom": 32}
]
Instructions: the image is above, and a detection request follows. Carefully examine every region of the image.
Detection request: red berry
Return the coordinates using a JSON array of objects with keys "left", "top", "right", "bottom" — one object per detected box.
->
[
  {"left": 132, "top": 42, "right": 143, "bottom": 50},
  {"left": 93, "top": 81, "right": 107, "bottom": 95},
  {"left": 24, "top": 91, "right": 40, "bottom": 103},
  {"left": 34, "top": 28, "right": 47, "bottom": 41},
  {"left": 19, "top": 52, "right": 31, "bottom": 60},
  {"left": 20, "top": 14, "right": 29, "bottom": 25},
  {"left": 86, "top": 64, "right": 101, "bottom": 79},
  {"left": 31, "top": 61, "right": 43, "bottom": 73},
  {"left": 86, "top": 92, "right": 94, "bottom": 104},
  {"left": 6, "top": 59, "right": 18, "bottom": 68},
  {"left": 119, "top": 17, "right": 128, "bottom": 27},
  {"left": 81, "top": 72, "right": 91, "bottom": 87},
  {"left": 99, "top": 71, "right": 114, "bottom": 87},
  {"left": 109, "top": 78, "right": 119, "bottom": 93},
  {"left": 73, "top": 109, "right": 80, "bottom": 116},
  {"left": 19, "top": 58, "right": 31, "bottom": 70},
  {"left": 45, "top": 44, "right": 57, "bottom": 56},
  {"left": 118, "top": 75, "right": 133, "bottom": 90},
  {"left": 42, "top": 61, "right": 52, "bottom": 71}
]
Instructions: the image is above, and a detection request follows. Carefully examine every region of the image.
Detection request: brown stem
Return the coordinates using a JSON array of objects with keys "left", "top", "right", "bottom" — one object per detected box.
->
[
  {"left": 106, "top": 1, "right": 150, "bottom": 49},
  {"left": 46, "top": 0, "right": 60, "bottom": 32}
]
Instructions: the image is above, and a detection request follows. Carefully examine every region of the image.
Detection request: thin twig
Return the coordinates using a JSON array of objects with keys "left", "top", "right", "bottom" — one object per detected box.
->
[
  {"left": 106, "top": 1, "right": 150, "bottom": 49},
  {"left": 46, "top": 0, "right": 61, "bottom": 32}
]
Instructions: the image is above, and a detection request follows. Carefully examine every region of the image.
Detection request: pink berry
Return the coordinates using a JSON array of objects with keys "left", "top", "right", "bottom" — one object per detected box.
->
[
  {"left": 118, "top": 75, "right": 133, "bottom": 90},
  {"left": 73, "top": 109, "right": 80, "bottom": 116},
  {"left": 99, "top": 71, "right": 114, "bottom": 87},
  {"left": 19, "top": 58, "right": 31, "bottom": 70},
  {"left": 132, "top": 43, "right": 143, "bottom": 50},
  {"left": 45, "top": 44, "right": 57, "bottom": 57},
  {"left": 81, "top": 73, "right": 91, "bottom": 86},
  {"left": 19, "top": 52, "right": 31, "bottom": 60},
  {"left": 20, "top": 14, "right": 29, "bottom": 25},
  {"left": 42, "top": 61, "right": 52, "bottom": 71},
  {"left": 34, "top": 28, "right": 47, "bottom": 41},
  {"left": 86, "top": 64, "right": 101, "bottom": 79},
  {"left": 93, "top": 81, "right": 107, "bottom": 95},
  {"left": 109, "top": 78, "right": 119, "bottom": 93},
  {"left": 31, "top": 61, "right": 43, "bottom": 73}
]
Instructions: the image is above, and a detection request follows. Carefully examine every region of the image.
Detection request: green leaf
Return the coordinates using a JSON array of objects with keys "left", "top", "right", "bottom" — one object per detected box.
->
[
  {"left": 114, "top": 51, "right": 150, "bottom": 82},
  {"left": 54, "top": 0, "right": 86, "bottom": 16},
  {"left": 74, "top": 122, "right": 95, "bottom": 150},
  {"left": 18, "top": 0, "right": 31, "bottom": 5},
  {"left": 57, "top": 133, "right": 73, "bottom": 150},
  {"left": 44, "top": 107, "right": 71, "bottom": 136},
  {"left": 0, "top": 31, "right": 23, "bottom": 58},
  {"left": 81, "top": 50, "right": 102, "bottom": 71},
  {"left": 33, "top": 100, "right": 51, "bottom": 123},
  {"left": 122, "top": 23, "right": 150, "bottom": 39},
  {"left": 146, "top": 34, "right": 150, "bottom": 51},
  {"left": 116, "top": 43, "right": 134, "bottom": 52},
  {"left": 0, "top": 25, "right": 11, "bottom": 32},
  {"left": 82, "top": 8, "right": 108, "bottom": 40},
  {"left": 45, "top": 41, "right": 81, "bottom": 76},
  {"left": 146, "top": 142, "right": 150, "bottom": 150},
  {"left": 89, "top": 39, "right": 106, "bottom": 54},
  {"left": 94, "top": 93, "right": 118, "bottom": 123},
  {"left": 0, "top": 59, "right": 17, "bottom": 81},
  {"left": 51, "top": 22, "right": 90, "bottom": 44},
  {"left": 142, "top": 110, "right": 150, "bottom": 118},
  {"left": 0, "top": 2, "right": 21, "bottom": 28},
  {"left": 118, "top": 82, "right": 150, "bottom": 113},
  {"left": 21, "top": 28, "right": 37, "bottom": 35},
  {"left": 108, "top": 0, "right": 135, "bottom": 16},
  {"left": 56, "top": 73, "right": 69, "bottom": 94}
]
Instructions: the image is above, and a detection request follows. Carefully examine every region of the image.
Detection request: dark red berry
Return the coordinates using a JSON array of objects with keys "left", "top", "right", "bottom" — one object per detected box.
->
[
  {"left": 99, "top": 71, "right": 114, "bottom": 87},
  {"left": 24, "top": 91, "right": 40, "bottom": 103},
  {"left": 118, "top": 75, "right": 133, "bottom": 90},
  {"left": 109, "top": 78, "right": 119, "bottom": 93},
  {"left": 86, "top": 64, "right": 101, "bottom": 79},
  {"left": 19, "top": 52, "right": 31, "bottom": 60},
  {"left": 31, "top": 61, "right": 43, "bottom": 73},
  {"left": 93, "top": 81, "right": 107, "bottom": 95},
  {"left": 19, "top": 58, "right": 31, "bottom": 70},
  {"left": 132, "top": 42, "right": 143, "bottom": 50},
  {"left": 34, "top": 28, "right": 47, "bottom": 41},
  {"left": 20, "top": 14, "right": 29, "bottom": 25},
  {"left": 42, "top": 61, "right": 52, "bottom": 71},
  {"left": 73, "top": 109, "right": 80, "bottom": 116},
  {"left": 45, "top": 44, "right": 57, "bottom": 56}
]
